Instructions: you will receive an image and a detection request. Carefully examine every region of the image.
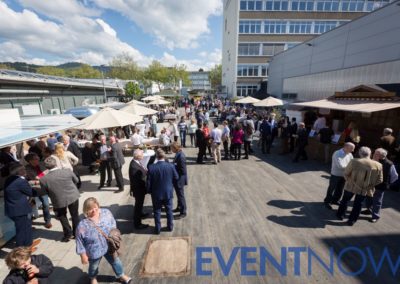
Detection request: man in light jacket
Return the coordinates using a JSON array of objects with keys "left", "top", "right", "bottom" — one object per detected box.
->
[{"left": 337, "top": 147, "right": 383, "bottom": 226}]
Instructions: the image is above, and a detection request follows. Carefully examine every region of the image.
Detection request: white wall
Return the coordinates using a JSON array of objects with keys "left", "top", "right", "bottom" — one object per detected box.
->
[
  {"left": 222, "top": 0, "right": 239, "bottom": 98},
  {"left": 267, "top": 0, "right": 400, "bottom": 100}
]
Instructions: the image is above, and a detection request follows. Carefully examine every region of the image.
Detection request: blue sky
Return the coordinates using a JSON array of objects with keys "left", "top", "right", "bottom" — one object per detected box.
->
[{"left": 0, "top": 0, "right": 223, "bottom": 70}]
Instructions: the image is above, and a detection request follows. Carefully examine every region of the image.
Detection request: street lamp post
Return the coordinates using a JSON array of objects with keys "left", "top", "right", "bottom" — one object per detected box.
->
[{"left": 101, "top": 65, "right": 107, "bottom": 103}]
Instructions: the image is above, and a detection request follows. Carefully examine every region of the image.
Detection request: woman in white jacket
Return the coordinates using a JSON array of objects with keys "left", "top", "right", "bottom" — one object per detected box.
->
[{"left": 52, "top": 143, "right": 78, "bottom": 171}]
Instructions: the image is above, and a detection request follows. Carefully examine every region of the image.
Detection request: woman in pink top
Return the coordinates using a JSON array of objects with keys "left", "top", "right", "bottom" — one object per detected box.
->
[{"left": 232, "top": 125, "right": 244, "bottom": 160}]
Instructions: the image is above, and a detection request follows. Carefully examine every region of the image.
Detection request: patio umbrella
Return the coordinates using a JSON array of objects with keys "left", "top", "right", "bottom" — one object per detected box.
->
[
  {"left": 126, "top": 99, "right": 146, "bottom": 105},
  {"left": 142, "top": 95, "right": 163, "bottom": 101},
  {"left": 120, "top": 104, "right": 158, "bottom": 116},
  {"left": 253, "top": 97, "right": 284, "bottom": 107},
  {"left": 147, "top": 98, "right": 171, "bottom": 105},
  {"left": 235, "top": 97, "right": 260, "bottom": 104},
  {"left": 78, "top": 107, "right": 143, "bottom": 130}
]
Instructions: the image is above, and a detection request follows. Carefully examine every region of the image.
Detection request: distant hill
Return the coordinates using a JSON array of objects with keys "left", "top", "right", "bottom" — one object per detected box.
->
[{"left": 0, "top": 62, "right": 108, "bottom": 73}]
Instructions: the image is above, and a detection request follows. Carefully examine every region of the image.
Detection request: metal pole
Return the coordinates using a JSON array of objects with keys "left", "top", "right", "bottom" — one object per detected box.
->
[{"left": 101, "top": 67, "right": 107, "bottom": 103}]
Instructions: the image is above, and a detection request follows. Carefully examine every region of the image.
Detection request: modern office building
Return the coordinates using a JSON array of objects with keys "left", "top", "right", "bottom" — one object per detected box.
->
[
  {"left": 187, "top": 70, "right": 211, "bottom": 91},
  {"left": 222, "top": 0, "right": 393, "bottom": 98},
  {"left": 267, "top": 0, "right": 400, "bottom": 101}
]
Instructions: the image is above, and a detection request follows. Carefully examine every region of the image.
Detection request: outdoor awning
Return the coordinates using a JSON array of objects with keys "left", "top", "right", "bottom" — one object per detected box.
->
[
  {"left": 0, "top": 110, "right": 82, "bottom": 148},
  {"left": 291, "top": 99, "right": 400, "bottom": 113}
]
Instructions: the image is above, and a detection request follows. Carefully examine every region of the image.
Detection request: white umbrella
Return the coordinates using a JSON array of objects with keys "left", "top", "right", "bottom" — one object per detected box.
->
[
  {"left": 126, "top": 99, "right": 146, "bottom": 105},
  {"left": 253, "top": 97, "right": 284, "bottom": 107},
  {"left": 120, "top": 104, "right": 158, "bottom": 116},
  {"left": 147, "top": 98, "right": 171, "bottom": 105},
  {"left": 142, "top": 95, "right": 163, "bottom": 101},
  {"left": 78, "top": 107, "right": 143, "bottom": 130},
  {"left": 235, "top": 97, "right": 260, "bottom": 104}
]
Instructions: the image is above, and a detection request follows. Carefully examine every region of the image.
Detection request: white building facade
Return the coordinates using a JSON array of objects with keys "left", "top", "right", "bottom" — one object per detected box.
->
[
  {"left": 222, "top": 0, "right": 393, "bottom": 98},
  {"left": 267, "top": 0, "right": 400, "bottom": 101}
]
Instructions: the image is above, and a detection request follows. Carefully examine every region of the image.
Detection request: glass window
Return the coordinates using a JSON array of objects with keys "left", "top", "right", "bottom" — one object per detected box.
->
[
  {"left": 239, "top": 20, "right": 262, "bottom": 33},
  {"left": 291, "top": 0, "right": 314, "bottom": 11},
  {"left": 314, "top": 21, "right": 338, "bottom": 34},
  {"left": 236, "top": 85, "right": 259, "bottom": 97},
  {"left": 341, "top": 0, "right": 365, "bottom": 11},
  {"left": 289, "top": 21, "right": 312, "bottom": 34},
  {"left": 264, "top": 21, "right": 287, "bottom": 34},
  {"left": 238, "top": 43, "right": 260, "bottom": 56},
  {"left": 261, "top": 66, "right": 268, "bottom": 76},
  {"left": 316, "top": 0, "right": 340, "bottom": 11},
  {"left": 366, "top": 0, "right": 390, "bottom": 11},
  {"left": 240, "top": 0, "right": 263, "bottom": 10},
  {"left": 262, "top": 44, "right": 285, "bottom": 55},
  {"left": 266, "top": 0, "right": 289, "bottom": 11}
]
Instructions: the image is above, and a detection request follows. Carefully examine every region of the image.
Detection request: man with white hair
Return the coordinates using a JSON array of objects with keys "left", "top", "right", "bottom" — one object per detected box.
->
[
  {"left": 129, "top": 149, "right": 149, "bottom": 230},
  {"left": 362, "top": 148, "right": 398, "bottom": 223},
  {"left": 337, "top": 147, "right": 383, "bottom": 226},
  {"left": 324, "top": 142, "right": 355, "bottom": 209}
]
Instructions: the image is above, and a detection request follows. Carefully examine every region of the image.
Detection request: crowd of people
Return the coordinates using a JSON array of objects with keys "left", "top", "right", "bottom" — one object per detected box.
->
[{"left": 1, "top": 96, "right": 400, "bottom": 282}]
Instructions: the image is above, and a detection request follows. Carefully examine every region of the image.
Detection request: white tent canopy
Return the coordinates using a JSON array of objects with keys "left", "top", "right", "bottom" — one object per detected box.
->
[
  {"left": 78, "top": 107, "right": 143, "bottom": 130},
  {"left": 253, "top": 97, "right": 284, "bottom": 107},
  {"left": 147, "top": 98, "right": 171, "bottom": 105},
  {"left": 235, "top": 97, "right": 260, "bottom": 104},
  {"left": 142, "top": 95, "right": 163, "bottom": 101},
  {"left": 120, "top": 104, "right": 158, "bottom": 116},
  {"left": 126, "top": 99, "right": 146, "bottom": 105}
]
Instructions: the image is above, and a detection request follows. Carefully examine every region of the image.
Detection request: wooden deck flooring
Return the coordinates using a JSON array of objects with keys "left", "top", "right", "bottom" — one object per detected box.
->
[
  {"left": 95, "top": 145, "right": 400, "bottom": 284},
  {"left": 1, "top": 139, "right": 399, "bottom": 283}
]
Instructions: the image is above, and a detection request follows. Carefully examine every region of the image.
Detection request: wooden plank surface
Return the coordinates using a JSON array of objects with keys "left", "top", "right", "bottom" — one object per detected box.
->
[{"left": 1, "top": 138, "right": 400, "bottom": 284}]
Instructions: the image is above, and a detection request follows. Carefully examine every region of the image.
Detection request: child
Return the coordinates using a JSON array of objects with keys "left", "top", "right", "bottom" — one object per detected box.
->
[{"left": 4, "top": 247, "right": 54, "bottom": 284}]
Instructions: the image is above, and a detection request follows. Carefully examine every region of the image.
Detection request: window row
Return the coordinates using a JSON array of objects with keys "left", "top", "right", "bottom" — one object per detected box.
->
[
  {"left": 239, "top": 20, "right": 347, "bottom": 34},
  {"left": 239, "top": 0, "right": 391, "bottom": 12},
  {"left": 237, "top": 85, "right": 259, "bottom": 97},
  {"left": 237, "top": 65, "right": 268, "bottom": 77},
  {"left": 239, "top": 43, "right": 293, "bottom": 56}
]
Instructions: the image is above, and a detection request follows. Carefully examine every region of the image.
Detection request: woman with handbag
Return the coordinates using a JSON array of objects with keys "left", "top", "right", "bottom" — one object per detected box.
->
[{"left": 76, "top": 197, "right": 131, "bottom": 284}]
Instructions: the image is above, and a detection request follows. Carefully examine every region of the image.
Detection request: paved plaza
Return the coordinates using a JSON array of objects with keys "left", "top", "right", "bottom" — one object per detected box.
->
[{"left": 1, "top": 139, "right": 400, "bottom": 283}]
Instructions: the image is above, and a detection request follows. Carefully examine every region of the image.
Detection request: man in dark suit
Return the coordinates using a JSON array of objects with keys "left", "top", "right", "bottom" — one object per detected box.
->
[
  {"left": 129, "top": 149, "right": 149, "bottom": 230},
  {"left": 4, "top": 163, "right": 34, "bottom": 246},
  {"left": 0, "top": 146, "right": 18, "bottom": 177},
  {"left": 259, "top": 117, "right": 272, "bottom": 154},
  {"left": 97, "top": 135, "right": 112, "bottom": 189},
  {"left": 62, "top": 135, "right": 82, "bottom": 189},
  {"left": 195, "top": 123, "right": 206, "bottom": 164},
  {"left": 147, "top": 149, "right": 178, "bottom": 234},
  {"left": 40, "top": 156, "right": 80, "bottom": 242},
  {"left": 293, "top": 122, "right": 309, "bottom": 163},
  {"left": 171, "top": 142, "right": 188, "bottom": 219},
  {"left": 289, "top": 117, "right": 298, "bottom": 153},
  {"left": 109, "top": 136, "right": 125, "bottom": 193}
]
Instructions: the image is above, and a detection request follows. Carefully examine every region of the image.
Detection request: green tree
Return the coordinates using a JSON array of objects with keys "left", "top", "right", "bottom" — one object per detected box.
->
[
  {"left": 168, "top": 64, "right": 190, "bottom": 89},
  {"left": 108, "top": 52, "right": 141, "bottom": 80},
  {"left": 67, "top": 64, "right": 101, "bottom": 78},
  {"left": 0, "top": 63, "right": 15, "bottom": 70},
  {"left": 144, "top": 60, "right": 169, "bottom": 91},
  {"left": 37, "top": 66, "right": 66, "bottom": 76},
  {"left": 125, "top": 81, "right": 143, "bottom": 99},
  {"left": 209, "top": 64, "right": 222, "bottom": 89}
]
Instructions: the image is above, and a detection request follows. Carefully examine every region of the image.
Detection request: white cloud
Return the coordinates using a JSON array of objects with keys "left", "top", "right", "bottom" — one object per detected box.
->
[
  {"left": 95, "top": 19, "right": 117, "bottom": 37},
  {"left": 0, "top": 1, "right": 221, "bottom": 72},
  {"left": 18, "top": 0, "right": 100, "bottom": 20},
  {"left": 91, "top": 0, "right": 223, "bottom": 49},
  {"left": 160, "top": 50, "right": 220, "bottom": 71},
  {"left": 0, "top": 1, "right": 146, "bottom": 65}
]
